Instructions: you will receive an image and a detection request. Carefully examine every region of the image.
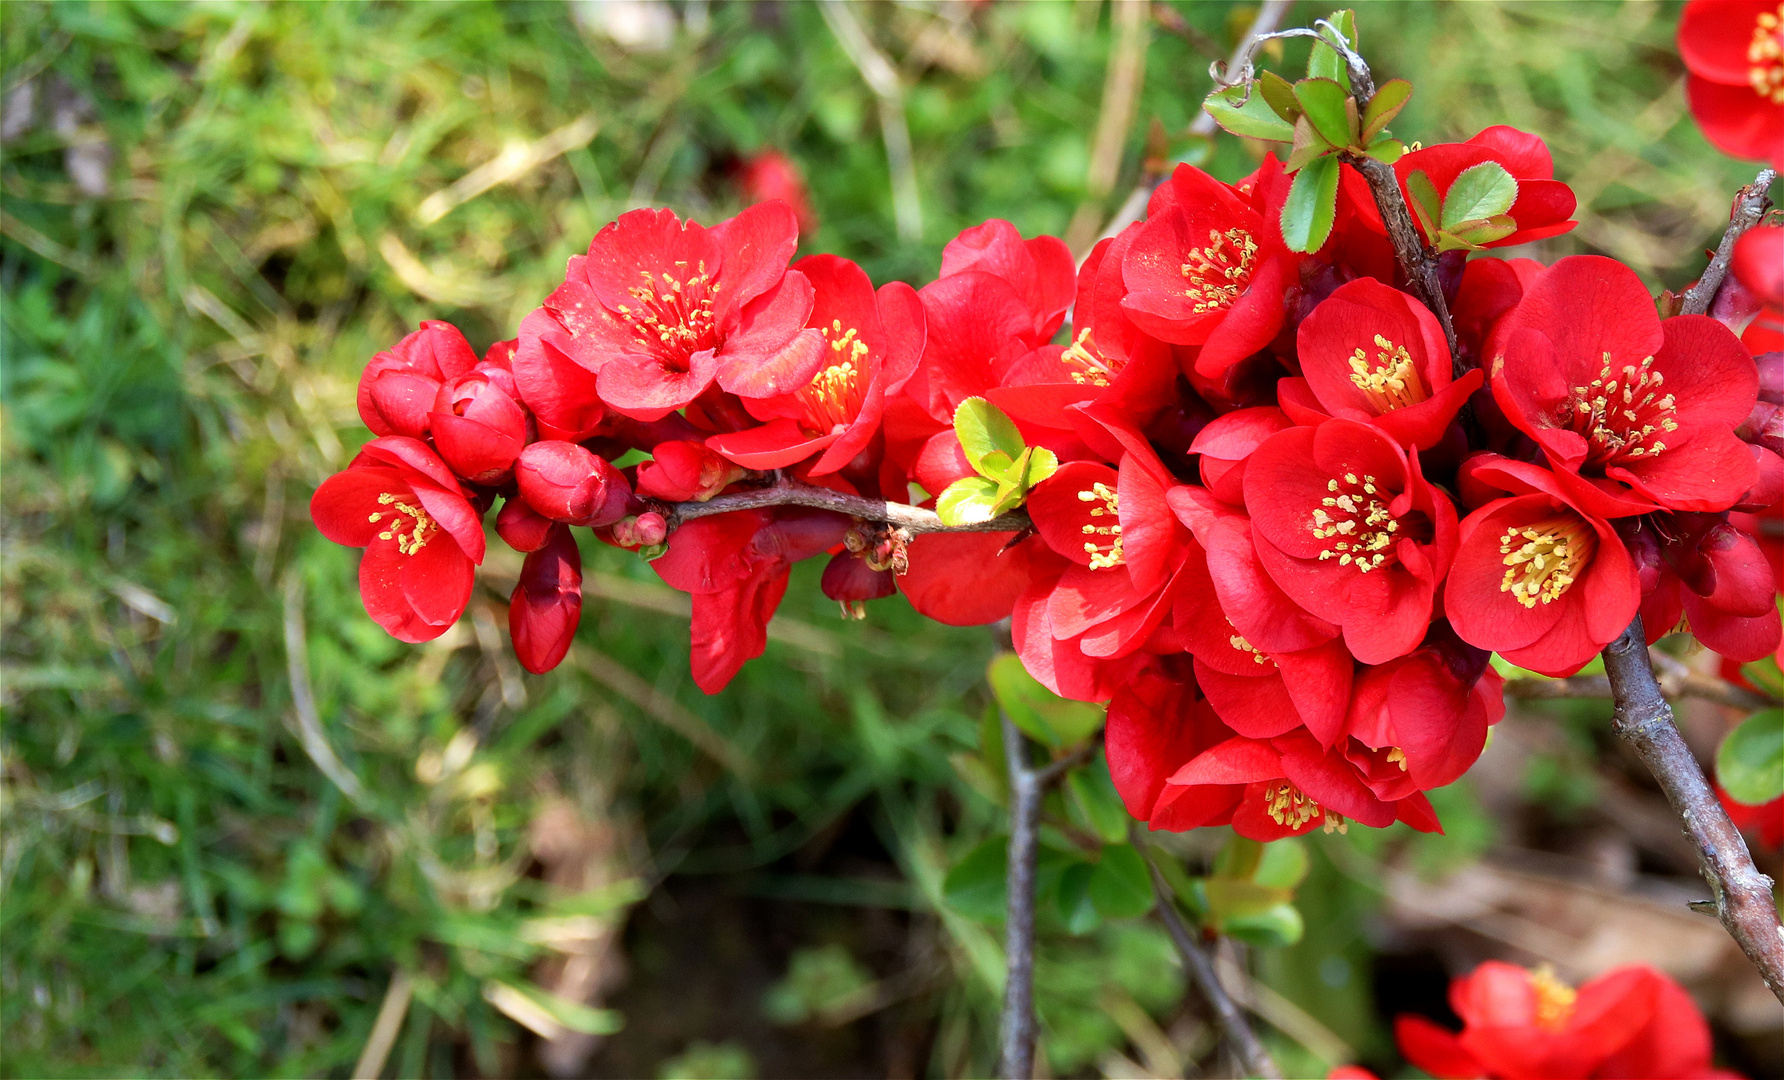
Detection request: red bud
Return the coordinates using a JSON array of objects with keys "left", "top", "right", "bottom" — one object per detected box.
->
[
  {"left": 509, "top": 524, "right": 582, "bottom": 674},
  {"left": 608, "top": 511, "right": 668, "bottom": 549},
  {"left": 430, "top": 371, "right": 531, "bottom": 483},
  {"left": 821, "top": 551, "right": 896, "bottom": 617},
  {"left": 637, "top": 440, "right": 745, "bottom": 502},
  {"left": 1695, "top": 522, "right": 1778, "bottom": 618},
  {"left": 496, "top": 495, "right": 556, "bottom": 553},
  {"left": 516, "top": 441, "right": 632, "bottom": 526}
]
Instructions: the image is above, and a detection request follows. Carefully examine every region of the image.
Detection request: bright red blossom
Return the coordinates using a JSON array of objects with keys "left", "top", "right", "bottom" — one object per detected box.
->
[{"left": 1680, "top": 0, "right": 1784, "bottom": 168}]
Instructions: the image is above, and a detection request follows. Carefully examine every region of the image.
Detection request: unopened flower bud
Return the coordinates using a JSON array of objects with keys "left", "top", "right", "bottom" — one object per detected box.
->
[
  {"left": 821, "top": 551, "right": 895, "bottom": 618},
  {"left": 356, "top": 321, "right": 479, "bottom": 438},
  {"left": 608, "top": 511, "right": 668, "bottom": 549},
  {"left": 636, "top": 440, "right": 746, "bottom": 502},
  {"left": 430, "top": 369, "right": 530, "bottom": 483},
  {"left": 516, "top": 441, "right": 632, "bottom": 526},
  {"left": 496, "top": 495, "right": 556, "bottom": 553},
  {"left": 1693, "top": 522, "right": 1777, "bottom": 617},
  {"left": 509, "top": 524, "right": 582, "bottom": 674}
]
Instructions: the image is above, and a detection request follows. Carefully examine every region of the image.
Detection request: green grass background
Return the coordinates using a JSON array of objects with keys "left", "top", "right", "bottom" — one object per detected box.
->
[{"left": 0, "top": 2, "right": 1756, "bottom": 1076}]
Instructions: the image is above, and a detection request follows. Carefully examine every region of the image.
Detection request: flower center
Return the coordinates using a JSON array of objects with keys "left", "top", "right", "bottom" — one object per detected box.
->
[
  {"left": 796, "top": 322, "right": 870, "bottom": 433},
  {"left": 368, "top": 493, "right": 436, "bottom": 556},
  {"left": 1567, "top": 353, "right": 1679, "bottom": 467},
  {"left": 1181, "top": 227, "right": 1259, "bottom": 315},
  {"left": 1386, "top": 746, "right": 1408, "bottom": 771},
  {"left": 1528, "top": 965, "right": 1578, "bottom": 1030},
  {"left": 1229, "top": 632, "right": 1272, "bottom": 666},
  {"left": 612, "top": 263, "right": 721, "bottom": 371},
  {"left": 1498, "top": 514, "right": 1594, "bottom": 608},
  {"left": 1076, "top": 481, "right": 1123, "bottom": 569},
  {"left": 1312, "top": 472, "right": 1400, "bottom": 573},
  {"left": 1060, "top": 328, "right": 1123, "bottom": 387},
  {"left": 1348, "top": 334, "right": 1428, "bottom": 411},
  {"left": 1261, "top": 781, "right": 1347, "bottom": 833},
  {"left": 1751, "top": 5, "right": 1784, "bottom": 103}
]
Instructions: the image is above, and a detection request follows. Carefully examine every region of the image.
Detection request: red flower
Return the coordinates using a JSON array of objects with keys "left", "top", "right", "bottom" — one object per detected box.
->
[
  {"left": 898, "top": 531, "right": 1042, "bottom": 627},
  {"left": 734, "top": 148, "right": 818, "bottom": 236},
  {"left": 1395, "top": 962, "right": 1738, "bottom": 1079},
  {"left": 1733, "top": 225, "right": 1784, "bottom": 305},
  {"left": 1491, "top": 255, "right": 1759, "bottom": 516},
  {"left": 705, "top": 254, "right": 925, "bottom": 473},
  {"left": 1445, "top": 457, "right": 1640, "bottom": 676},
  {"left": 1720, "top": 786, "right": 1784, "bottom": 848},
  {"left": 1628, "top": 512, "right": 1783, "bottom": 661},
  {"left": 652, "top": 509, "right": 849, "bottom": 692},
  {"left": 357, "top": 321, "right": 479, "bottom": 439},
  {"left": 1187, "top": 406, "right": 1293, "bottom": 505},
  {"left": 1120, "top": 163, "right": 1298, "bottom": 379},
  {"left": 1680, "top": 0, "right": 1784, "bottom": 168},
  {"left": 513, "top": 204, "right": 823, "bottom": 423},
  {"left": 1243, "top": 419, "right": 1459, "bottom": 664},
  {"left": 311, "top": 437, "right": 486, "bottom": 643},
  {"left": 1339, "top": 126, "right": 1579, "bottom": 249},
  {"left": 938, "top": 219, "right": 1076, "bottom": 344},
  {"left": 906, "top": 261, "right": 1047, "bottom": 423},
  {"left": 1105, "top": 658, "right": 1236, "bottom": 830},
  {"left": 514, "top": 441, "right": 633, "bottom": 527},
  {"left": 1159, "top": 729, "right": 1439, "bottom": 841},
  {"left": 429, "top": 363, "right": 530, "bottom": 484},
  {"left": 509, "top": 523, "right": 582, "bottom": 674},
  {"left": 1345, "top": 622, "right": 1505, "bottom": 791},
  {"left": 1285, "top": 277, "right": 1484, "bottom": 450}
]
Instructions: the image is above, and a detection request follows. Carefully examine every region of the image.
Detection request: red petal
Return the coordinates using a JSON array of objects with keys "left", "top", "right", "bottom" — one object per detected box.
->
[
  {"left": 1194, "top": 255, "right": 1289, "bottom": 377},
  {"left": 899, "top": 531, "right": 1034, "bottom": 626},
  {"left": 1680, "top": 0, "right": 1779, "bottom": 83},
  {"left": 707, "top": 418, "right": 837, "bottom": 470},
  {"left": 312, "top": 468, "right": 407, "bottom": 547},
  {"left": 1394, "top": 1015, "right": 1481, "bottom": 1079},
  {"left": 711, "top": 199, "right": 802, "bottom": 315},
  {"left": 1687, "top": 75, "right": 1784, "bottom": 168},
  {"left": 715, "top": 274, "right": 824, "bottom": 398}
]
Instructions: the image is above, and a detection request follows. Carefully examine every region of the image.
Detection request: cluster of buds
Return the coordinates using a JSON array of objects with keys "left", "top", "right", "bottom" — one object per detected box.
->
[{"left": 314, "top": 50, "right": 1779, "bottom": 844}]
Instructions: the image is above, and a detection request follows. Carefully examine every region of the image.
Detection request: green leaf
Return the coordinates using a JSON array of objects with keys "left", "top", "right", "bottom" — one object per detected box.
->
[
  {"left": 1021, "top": 444, "right": 1059, "bottom": 488},
  {"left": 1441, "top": 161, "right": 1519, "bottom": 231},
  {"left": 1365, "top": 137, "right": 1405, "bottom": 164},
  {"left": 1251, "top": 838, "right": 1310, "bottom": 890},
  {"left": 936, "top": 476, "right": 1001, "bottom": 526},
  {"left": 1066, "top": 755, "right": 1132, "bottom": 845},
  {"left": 1212, "top": 835, "right": 1264, "bottom": 879},
  {"left": 1280, "top": 154, "right": 1340, "bottom": 253},
  {"left": 1283, "top": 116, "right": 1335, "bottom": 173},
  {"left": 1222, "top": 902, "right": 1305, "bottom": 947},
  {"left": 1442, "top": 215, "right": 1519, "bottom": 250},
  {"left": 1741, "top": 653, "right": 1784, "bottom": 699},
  {"left": 1203, "top": 83, "right": 1295, "bottom": 143},
  {"left": 1293, "top": 77, "right": 1354, "bottom": 149},
  {"left": 1086, "top": 845, "right": 1154, "bottom": 920},
  {"left": 1361, "top": 78, "right": 1412, "bottom": 141},
  {"left": 1405, "top": 168, "right": 1442, "bottom": 243},
  {"left": 1308, "top": 10, "right": 1357, "bottom": 91},
  {"left": 1258, "top": 71, "right": 1303, "bottom": 124},
  {"left": 943, "top": 835, "right": 1010, "bottom": 921},
  {"left": 1205, "top": 878, "right": 1292, "bottom": 919},
  {"left": 953, "top": 397, "right": 1025, "bottom": 479},
  {"left": 1717, "top": 708, "right": 1784, "bottom": 805},
  {"left": 987, "top": 651, "right": 1105, "bottom": 747},
  {"left": 1056, "top": 861, "right": 1101, "bottom": 934}
]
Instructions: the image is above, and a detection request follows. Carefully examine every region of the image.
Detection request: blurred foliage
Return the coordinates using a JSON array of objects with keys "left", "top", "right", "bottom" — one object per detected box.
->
[{"left": 0, "top": 1, "right": 1749, "bottom": 1076}]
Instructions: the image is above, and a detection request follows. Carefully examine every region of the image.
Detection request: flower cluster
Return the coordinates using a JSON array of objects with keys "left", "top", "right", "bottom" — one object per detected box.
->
[
  {"left": 313, "top": 126, "right": 1778, "bottom": 842},
  {"left": 1331, "top": 961, "right": 1740, "bottom": 1080}
]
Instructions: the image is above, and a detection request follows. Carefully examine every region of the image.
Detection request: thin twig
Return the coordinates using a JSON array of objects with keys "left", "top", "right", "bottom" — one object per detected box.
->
[
  {"left": 658, "top": 479, "right": 1030, "bottom": 535},
  {"left": 999, "top": 712, "right": 1042, "bottom": 1080},
  {"left": 1681, "top": 168, "right": 1776, "bottom": 316},
  {"left": 1502, "top": 665, "right": 1773, "bottom": 712},
  {"left": 821, "top": 0, "right": 921, "bottom": 242},
  {"left": 352, "top": 969, "right": 414, "bottom": 1080},
  {"left": 1131, "top": 827, "right": 1283, "bottom": 1080},
  {"left": 1090, "top": 0, "right": 1292, "bottom": 251},
  {"left": 1600, "top": 618, "right": 1784, "bottom": 1006}
]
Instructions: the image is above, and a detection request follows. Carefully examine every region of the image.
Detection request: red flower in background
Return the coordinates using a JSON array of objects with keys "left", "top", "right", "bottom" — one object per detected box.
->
[
  {"left": 1286, "top": 277, "right": 1484, "bottom": 450},
  {"left": 734, "top": 148, "right": 818, "bottom": 236},
  {"left": 706, "top": 254, "right": 925, "bottom": 473},
  {"left": 357, "top": 320, "right": 480, "bottom": 439},
  {"left": 1720, "top": 785, "right": 1784, "bottom": 847},
  {"left": 1680, "top": 0, "right": 1784, "bottom": 168},
  {"left": 514, "top": 203, "right": 821, "bottom": 423},
  {"left": 1733, "top": 225, "right": 1784, "bottom": 305},
  {"left": 1120, "top": 162, "right": 1298, "bottom": 379},
  {"left": 310, "top": 437, "right": 486, "bottom": 643},
  {"left": 1490, "top": 255, "right": 1759, "bottom": 516},
  {"left": 1395, "top": 961, "right": 1739, "bottom": 1079}
]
